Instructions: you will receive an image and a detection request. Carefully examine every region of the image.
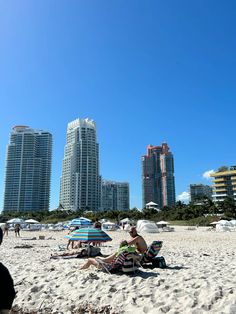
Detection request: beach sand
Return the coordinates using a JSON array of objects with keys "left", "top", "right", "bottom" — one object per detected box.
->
[{"left": 1, "top": 226, "right": 236, "bottom": 314}]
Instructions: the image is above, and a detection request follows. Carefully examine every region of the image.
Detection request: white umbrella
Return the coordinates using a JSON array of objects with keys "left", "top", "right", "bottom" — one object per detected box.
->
[
  {"left": 210, "top": 221, "right": 219, "bottom": 225},
  {"left": 156, "top": 221, "right": 170, "bottom": 225},
  {"left": 120, "top": 218, "right": 131, "bottom": 223},
  {"left": 25, "top": 219, "right": 39, "bottom": 224},
  {"left": 7, "top": 218, "right": 25, "bottom": 224},
  {"left": 230, "top": 220, "right": 236, "bottom": 225}
]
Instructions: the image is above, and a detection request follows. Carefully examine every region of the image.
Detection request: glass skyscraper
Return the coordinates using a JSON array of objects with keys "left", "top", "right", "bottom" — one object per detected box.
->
[
  {"left": 101, "top": 180, "right": 130, "bottom": 211},
  {"left": 3, "top": 126, "right": 52, "bottom": 212},
  {"left": 142, "top": 143, "right": 176, "bottom": 209},
  {"left": 60, "top": 118, "right": 100, "bottom": 211}
]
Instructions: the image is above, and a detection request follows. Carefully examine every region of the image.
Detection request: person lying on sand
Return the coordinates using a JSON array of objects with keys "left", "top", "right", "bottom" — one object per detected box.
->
[
  {"left": 80, "top": 240, "right": 132, "bottom": 270},
  {"left": 51, "top": 248, "right": 88, "bottom": 259},
  {"left": 127, "top": 226, "right": 148, "bottom": 254}
]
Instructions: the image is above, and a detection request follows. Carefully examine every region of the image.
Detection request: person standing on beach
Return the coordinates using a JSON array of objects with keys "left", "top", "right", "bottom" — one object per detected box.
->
[
  {"left": 127, "top": 226, "right": 148, "bottom": 254},
  {"left": 0, "top": 228, "right": 16, "bottom": 313},
  {"left": 3, "top": 224, "right": 9, "bottom": 237},
  {"left": 14, "top": 224, "right": 20, "bottom": 237}
]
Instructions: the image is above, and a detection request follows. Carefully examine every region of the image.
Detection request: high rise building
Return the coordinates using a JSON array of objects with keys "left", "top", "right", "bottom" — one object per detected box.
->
[
  {"left": 190, "top": 184, "right": 212, "bottom": 203},
  {"left": 101, "top": 180, "right": 130, "bottom": 211},
  {"left": 142, "top": 143, "right": 176, "bottom": 209},
  {"left": 210, "top": 166, "right": 236, "bottom": 203},
  {"left": 3, "top": 126, "right": 52, "bottom": 212},
  {"left": 60, "top": 118, "right": 100, "bottom": 211}
]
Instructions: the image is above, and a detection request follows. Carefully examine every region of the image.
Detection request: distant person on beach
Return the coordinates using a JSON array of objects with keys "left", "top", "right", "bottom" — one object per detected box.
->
[
  {"left": 67, "top": 227, "right": 81, "bottom": 250},
  {"left": 3, "top": 224, "right": 9, "bottom": 237},
  {"left": 14, "top": 224, "right": 20, "bottom": 237},
  {"left": 93, "top": 219, "right": 101, "bottom": 230},
  {"left": 127, "top": 226, "right": 148, "bottom": 254},
  {"left": 0, "top": 228, "right": 16, "bottom": 313}
]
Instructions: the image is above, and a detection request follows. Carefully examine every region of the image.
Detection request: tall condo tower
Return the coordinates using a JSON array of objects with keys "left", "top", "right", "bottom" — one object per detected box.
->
[
  {"left": 60, "top": 118, "right": 100, "bottom": 211},
  {"left": 3, "top": 126, "right": 52, "bottom": 212},
  {"left": 142, "top": 143, "right": 176, "bottom": 209}
]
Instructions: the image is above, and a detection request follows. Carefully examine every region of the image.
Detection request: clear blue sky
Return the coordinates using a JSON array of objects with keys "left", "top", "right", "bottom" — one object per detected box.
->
[{"left": 0, "top": 1, "right": 235, "bottom": 210}]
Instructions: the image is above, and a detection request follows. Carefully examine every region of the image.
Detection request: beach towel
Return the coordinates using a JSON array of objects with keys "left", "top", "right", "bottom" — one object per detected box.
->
[{"left": 121, "top": 252, "right": 141, "bottom": 273}]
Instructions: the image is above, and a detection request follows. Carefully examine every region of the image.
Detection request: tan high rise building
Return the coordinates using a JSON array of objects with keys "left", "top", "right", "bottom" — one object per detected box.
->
[
  {"left": 142, "top": 143, "right": 176, "bottom": 209},
  {"left": 210, "top": 166, "right": 236, "bottom": 202}
]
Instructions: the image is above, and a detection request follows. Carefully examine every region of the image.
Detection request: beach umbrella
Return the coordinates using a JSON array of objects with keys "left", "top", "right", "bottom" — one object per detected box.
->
[
  {"left": 210, "top": 221, "right": 219, "bottom": 225},
  {"left": 25, "top": 219, "right": 39, "bottom": 224},
  {"left": 120, "top": 218, "right": 131, "bottom": 223},
  {"left": 65, "top": 228, "right": 112, "bottom": 243},
  {"left": 7, "top": 218, "right": 25, "bottom": 224},
  {"left": 156, "top": 221, "right": 170, "bottom": 225},
  {"left": 68, "top": 217, "right": 92, "bottom": 228}
]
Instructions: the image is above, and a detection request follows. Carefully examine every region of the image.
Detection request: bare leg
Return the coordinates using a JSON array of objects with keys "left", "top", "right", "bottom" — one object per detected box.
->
[{"left": 80, "top": 258, "right": 100, "bottom": 270}]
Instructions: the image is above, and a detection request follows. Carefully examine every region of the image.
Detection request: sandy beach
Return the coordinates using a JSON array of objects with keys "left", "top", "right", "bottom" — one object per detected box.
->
[{"left": 1, "top": 226, "right": 236, "bottom": 314}]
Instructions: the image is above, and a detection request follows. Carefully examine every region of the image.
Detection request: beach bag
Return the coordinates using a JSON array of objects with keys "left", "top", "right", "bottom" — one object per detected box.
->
[
  {"left": 121, "top": 253, "right": 140, "bottom": 273},
  {"left": 152, "top": 256, "right": 167, "bottom": 268},
  {"left": 89, "top": 246, "right": 101, "bottom": 257}
]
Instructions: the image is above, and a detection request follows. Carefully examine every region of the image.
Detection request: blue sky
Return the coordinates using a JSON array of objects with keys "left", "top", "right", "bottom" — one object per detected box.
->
[{"left": 0, "top": 1, "right": 235, "bottom": 210}]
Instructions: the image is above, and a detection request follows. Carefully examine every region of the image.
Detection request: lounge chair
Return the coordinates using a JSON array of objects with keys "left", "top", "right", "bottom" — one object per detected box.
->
[
  {"left": 141, "top": 240, "right": 163, "bottom": 264},
  {"left": 96, "top": 249, "right": 141, "bottom": 274}
]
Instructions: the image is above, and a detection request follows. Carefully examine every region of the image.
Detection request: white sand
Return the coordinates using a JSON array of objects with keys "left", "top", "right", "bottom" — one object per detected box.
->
[{"left": 1, "top": 227, "right": 236, "bottom": 313}]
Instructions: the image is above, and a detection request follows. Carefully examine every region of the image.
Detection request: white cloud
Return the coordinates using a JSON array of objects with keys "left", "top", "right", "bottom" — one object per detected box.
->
[
  {"left": 177, "top": 191, "right": 190, "bottom": 203},
  {"left": 202, "top": 169, "right": 214, "bottom": 180}
]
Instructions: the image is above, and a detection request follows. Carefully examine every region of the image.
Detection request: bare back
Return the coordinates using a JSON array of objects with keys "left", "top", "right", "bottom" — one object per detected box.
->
[{"left": 128, "top": 235, "right": 148, "bottom": 254}]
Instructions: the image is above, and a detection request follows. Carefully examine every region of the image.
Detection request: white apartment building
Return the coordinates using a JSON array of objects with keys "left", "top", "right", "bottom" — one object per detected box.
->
[{"left": 60, "top": 118, "right": 100, "bottom": 211}]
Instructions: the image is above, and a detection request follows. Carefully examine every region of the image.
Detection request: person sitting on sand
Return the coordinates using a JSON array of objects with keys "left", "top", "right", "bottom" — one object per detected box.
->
[
  {"left": 127, "top": 226, "right": 148, "bottom": 254},
  {"left": 80, "top": 240, "right": 132, "bottom": 270},
  {"left": 51, "top": 248, "right": 88, "bottom": 259},
  {"left": 0, "top": 228, "right": 16, "bottom": 313}
]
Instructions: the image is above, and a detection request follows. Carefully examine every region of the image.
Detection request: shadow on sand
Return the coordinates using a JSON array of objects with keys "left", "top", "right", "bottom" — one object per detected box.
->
[
  {"left": 112, "top": 269, "right": 159, "bottom": 278},
  {"left": 142, "top": 264, "right": 189, "bottom": 271}
]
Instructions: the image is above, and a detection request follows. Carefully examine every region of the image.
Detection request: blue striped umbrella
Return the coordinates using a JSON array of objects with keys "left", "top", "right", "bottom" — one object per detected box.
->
[
  {"left": 65, "top": 228, "right": 112, "bottom": 243},
  {"left": 68, "top": 217, "right": 92, "bottom": 228}
]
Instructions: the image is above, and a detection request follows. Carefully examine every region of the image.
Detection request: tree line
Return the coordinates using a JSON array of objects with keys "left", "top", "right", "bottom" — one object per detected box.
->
[{"left": 1, "top": 196, "right": 235, "bottom": 226}]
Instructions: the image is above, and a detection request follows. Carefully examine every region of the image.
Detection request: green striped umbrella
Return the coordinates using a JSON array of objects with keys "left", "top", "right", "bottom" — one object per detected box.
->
[{"left": 65, "top": 228, "right": 112, "bottom": 243}]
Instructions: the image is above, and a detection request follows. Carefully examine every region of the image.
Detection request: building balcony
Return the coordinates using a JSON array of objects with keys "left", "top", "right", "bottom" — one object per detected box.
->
[
  {"left": 212, "top": 183, "right": 227, "bottom": 187},
  {"left": 212, "top": 194, "right": 227, "bottom": 197},
  {"left": 213, "top": 188, "right": 227, "bottom": 192},
  {"left": 212, "top": 178, "right": 225, "bottom": 182},
  {"left": 210, "top": 170, "right": 236, "bottom": 177}
]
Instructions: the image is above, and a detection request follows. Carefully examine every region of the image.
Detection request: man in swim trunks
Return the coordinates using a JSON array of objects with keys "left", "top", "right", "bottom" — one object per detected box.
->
[{"left": 127, "top": 226, "right": 148, "bottom": 254}]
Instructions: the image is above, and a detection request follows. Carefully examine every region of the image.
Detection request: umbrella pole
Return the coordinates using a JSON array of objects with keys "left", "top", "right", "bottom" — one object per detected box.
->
[{"left": 87, "top": 244, "right": 91, "bottom": 257}]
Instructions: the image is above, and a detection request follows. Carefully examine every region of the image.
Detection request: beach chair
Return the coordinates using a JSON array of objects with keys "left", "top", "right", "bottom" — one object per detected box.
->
[
  {"left": 141, "top": 240, "right": 163, "bottom": 264},
  {"left": 96, "top": 250, "right": 141, "bottom": 274}
]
